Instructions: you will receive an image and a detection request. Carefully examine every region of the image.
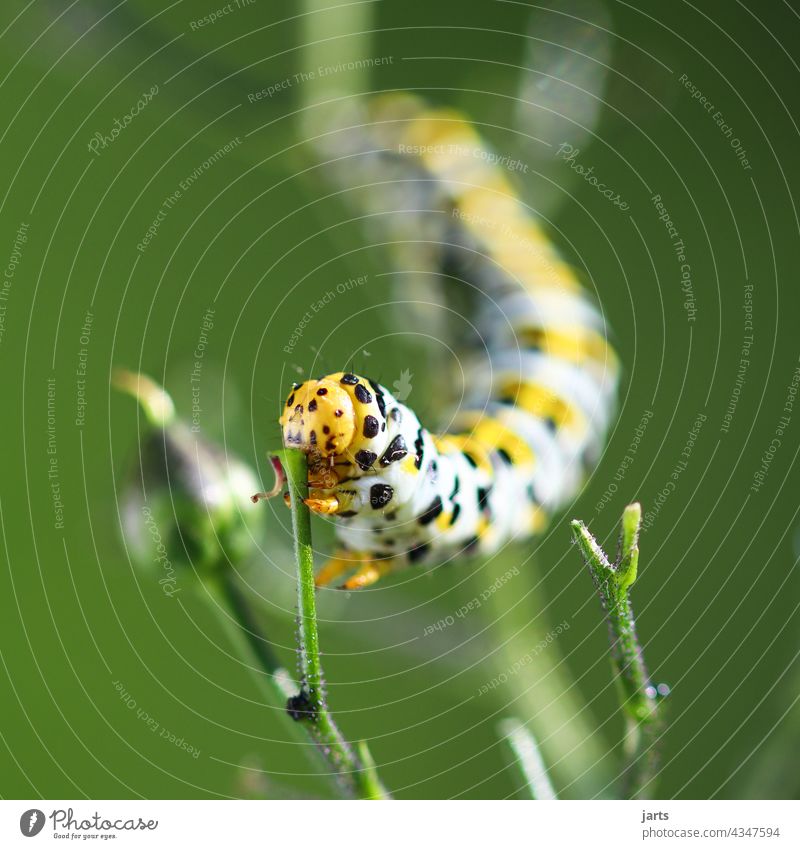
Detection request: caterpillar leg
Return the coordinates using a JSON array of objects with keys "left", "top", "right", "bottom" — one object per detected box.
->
[
  {"left": 304, "top": 494, "right": 339, "bottom": 515},
  {"left": 315, "top": 550, "right": 394, "bottom": 590},
  {"left": 341, "top": 560, "right": 393, "bottom": 591},
  {"left": 315, "top": 551, "right": 355, "bottom": 588}
]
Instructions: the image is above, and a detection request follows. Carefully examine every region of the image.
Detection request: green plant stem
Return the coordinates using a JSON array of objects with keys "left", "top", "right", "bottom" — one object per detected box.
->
[
  {"left": 214, "top": 569, "right": 294, "bottom": 698},
  {"left": 203, "top": 572, "right": 342, "bottom": 791},
  {"left": 281, "top": 448, "right": 390, "bottom": 800},
  {"left": 479, "top": 554, "right": 614, "bottom": 797},
  {"left": 571, "top": 503, "right": 666, "bottom": 799},
  {"left": 498, "top": 717, "right": 557, "bottom": 800}
]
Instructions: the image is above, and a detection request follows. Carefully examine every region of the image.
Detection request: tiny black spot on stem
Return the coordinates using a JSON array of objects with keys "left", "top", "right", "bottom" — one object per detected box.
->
[{"left": 286, "top": 689, "right": 317, "bottom": 722}]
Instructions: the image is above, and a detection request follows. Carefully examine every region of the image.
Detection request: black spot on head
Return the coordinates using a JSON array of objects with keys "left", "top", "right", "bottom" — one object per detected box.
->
[
  {"left": 408, "top": 543, "right": 430, "bottom": 563},
  {"left": 418, "top": 496, "right": 444, "bottom": 526},
  {"left": 370, "top": 483, "right": 394, "bottom": 509},
  {"left": 308, "top": 399, "right": 318, "bottom": 412},
  {"left": 380, "top": 434, "right": 408, "bottom": 466},
  {"left": 334, "top": 409, "right": 344, "bottom": 417},
  {"left": 325, "top": 438, "right": 336, "bottom": 452},
  {"left": 355, "top": 449, "right": 377, "bottom": 471},
  {"left": 286, "top": 393, "right": 295, "bottom": 407},
  {"left": 292, "top": 382, "right": 301, "bottom": 390},
  {"left": 368, "top": 379, "right": 387, "bottom": 419},
  {"left": 363, "top": 415, "right": 379, "bottom": 438},
  {"left": 316, "top": 387, "right": 328, "bottom": 396},
  {"left": 354, "top": 384, "right": 372, "bottom": 404},
  {"left": 294, "top": 404, "right": 303, "bottom": 414},
  {"left": 323, "top": 425, "right": 330, "bottom": 435},
  {"left": 340, "top": 373, "right": 359, "bottom": 385}
]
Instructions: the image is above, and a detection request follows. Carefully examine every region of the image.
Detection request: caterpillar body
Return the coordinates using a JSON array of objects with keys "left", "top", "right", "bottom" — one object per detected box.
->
[{"left": 279, "top": 96, "right": 619, "bottom": 590}]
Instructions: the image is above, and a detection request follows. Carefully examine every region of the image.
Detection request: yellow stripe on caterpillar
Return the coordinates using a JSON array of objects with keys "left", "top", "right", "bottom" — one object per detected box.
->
[
  {"left": 498, "top": 379, "right": 586, "bottom": 434},
  {"left": 452, "top": 413, "right": 537, "bottom": 467},
  {"left": 432, "top": 433, "right": 493, "bottom": 475},
  {"left": 517, "top": 325, "right": 617, "bottom": 370}
]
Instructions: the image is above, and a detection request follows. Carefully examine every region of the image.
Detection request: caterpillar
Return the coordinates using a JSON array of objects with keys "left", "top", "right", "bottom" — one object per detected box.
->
[{"left": 276, "top": 95, "right": 619, "bottom": 590}]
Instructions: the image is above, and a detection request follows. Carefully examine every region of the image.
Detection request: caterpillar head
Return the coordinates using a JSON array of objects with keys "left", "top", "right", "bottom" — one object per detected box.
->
[{"left": 279, "top": 378, "right": 356, "bottom": 457}]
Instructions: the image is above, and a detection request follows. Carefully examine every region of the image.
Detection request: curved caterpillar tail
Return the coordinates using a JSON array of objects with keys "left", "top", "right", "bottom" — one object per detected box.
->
[{"left": 279, "top": 97, "right": 619, "bottom": 588}]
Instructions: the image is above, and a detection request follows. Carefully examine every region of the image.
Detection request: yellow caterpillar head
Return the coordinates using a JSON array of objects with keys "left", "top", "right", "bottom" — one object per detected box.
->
[{"left": 279, "top": 378, "right": 357, "bottom": 457}]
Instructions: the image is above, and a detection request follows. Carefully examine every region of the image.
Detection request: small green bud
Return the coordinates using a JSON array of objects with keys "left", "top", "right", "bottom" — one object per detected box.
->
[{"left": 115, "top": 370, "right": 265, "bottom": 584}]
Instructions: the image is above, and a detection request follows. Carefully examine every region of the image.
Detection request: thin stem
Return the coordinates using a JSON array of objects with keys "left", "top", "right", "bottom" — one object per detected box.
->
[
  {"left": 203, "top": 572, "right": 340, "bottom": 790},
  {"left": 571, "top": 503, "right": 667, "bottom": 799},
  {"left": 281, "top": 448, "right": 391, "bottom": 800},
  {"left": 215, "top": 569, "right": 294, "bottom": 698},
  {"left": 498, "top": 717, "right": 557, "bottom": 800},
  {"left": 479, "top": 554, "right": 614, "bottom": 797}
]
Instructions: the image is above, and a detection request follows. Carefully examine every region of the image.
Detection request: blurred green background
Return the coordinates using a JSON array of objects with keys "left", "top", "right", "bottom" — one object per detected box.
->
[{"left": 1, "top": 0, "right": 798, "bottom": 800}]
